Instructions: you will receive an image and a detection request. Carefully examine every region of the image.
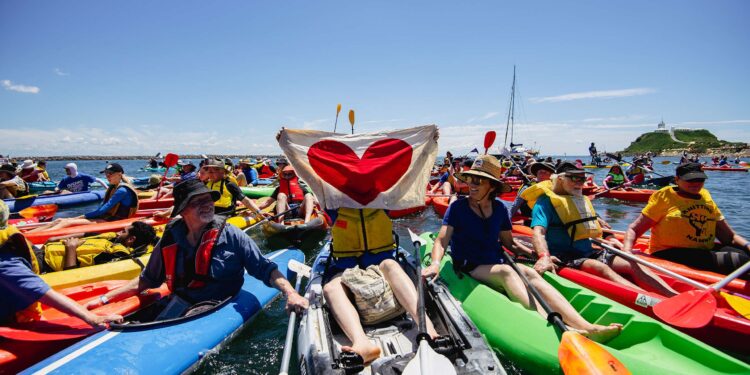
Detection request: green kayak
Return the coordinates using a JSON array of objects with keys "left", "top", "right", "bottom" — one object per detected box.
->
[
  {"left": 240, "top": 185, "right": 275, "bottom": 199},
  {"left": 418, "top": 232, "right": 750, "bottom": 375}
]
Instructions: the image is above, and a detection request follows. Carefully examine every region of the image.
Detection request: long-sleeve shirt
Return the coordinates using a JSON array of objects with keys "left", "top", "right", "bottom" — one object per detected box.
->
[{"left": 84, "top": 186, "right": 136, "bottom": 219}]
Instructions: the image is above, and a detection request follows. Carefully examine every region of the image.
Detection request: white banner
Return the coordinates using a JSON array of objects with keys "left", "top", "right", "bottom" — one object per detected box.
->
[{"left": 278, "top": 125, "right": 438, "bottom": 210}]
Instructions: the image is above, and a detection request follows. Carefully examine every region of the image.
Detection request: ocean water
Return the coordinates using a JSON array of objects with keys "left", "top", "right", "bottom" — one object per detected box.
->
[{"left": 27, "top": 156, "right": 750, "bottom": 374}]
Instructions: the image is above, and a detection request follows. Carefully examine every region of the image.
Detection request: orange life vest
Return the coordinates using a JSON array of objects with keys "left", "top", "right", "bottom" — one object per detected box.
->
[
  {"left": 161, "top": 219, "right": 224, "bottom": 291},
  {"left": 259, "top": 164, "right": 274, "bottom": 178},
  {"left": 278, "top": 176, "right": 305, "bottom": 203},
  {"left": 102, "top": 183, "right": 139, "bottom": 220}
]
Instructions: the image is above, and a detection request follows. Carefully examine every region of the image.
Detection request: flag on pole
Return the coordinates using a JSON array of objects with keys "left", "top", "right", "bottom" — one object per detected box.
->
[
  {"left": 470, "top": 148, "right": 478, "bottom": 154},
  {"left": 278, "top": 125, "right": 438, "bottom": 209}
]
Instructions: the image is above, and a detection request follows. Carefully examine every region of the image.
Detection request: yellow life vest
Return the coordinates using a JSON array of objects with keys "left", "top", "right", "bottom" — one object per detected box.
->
[
  {"left": 546, "top": 191, "right": 602, "bottom": 242},
  {"left": 0, "top": 226, "right": 43, "bottom": 322},
  {"left": 103, "top": 183, "right": 139, "bottom": 220},
  {"left": 42, "top": 232, "right": 142, "bottom": 272},
  {"left": 207, "top": 179, "right": 235, "bottom": 210},
  {"left": 519, "top": 180, "right": 553, "bottom": 209},
  {"left": 331, "top": 208, "right": 396, "bottom": 258}
]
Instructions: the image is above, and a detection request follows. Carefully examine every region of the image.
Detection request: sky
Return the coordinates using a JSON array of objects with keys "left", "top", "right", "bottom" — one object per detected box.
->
[{"left": 1, "top": 1, "right": 749, "bottom": 157}]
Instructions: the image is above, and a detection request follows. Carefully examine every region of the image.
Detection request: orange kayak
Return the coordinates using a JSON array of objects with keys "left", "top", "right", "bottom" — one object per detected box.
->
[{"left": 25, "top": 217, "right": 168, "bottom": 245}]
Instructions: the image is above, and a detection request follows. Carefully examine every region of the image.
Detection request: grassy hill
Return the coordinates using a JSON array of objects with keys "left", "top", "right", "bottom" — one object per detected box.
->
[{"left": 622, "top": 129, "right": 745, "bottom": 154}]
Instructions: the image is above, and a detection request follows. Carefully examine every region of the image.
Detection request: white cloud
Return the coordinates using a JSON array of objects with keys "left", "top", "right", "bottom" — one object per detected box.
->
[
  {"left": 2, "top": 80, "right": 40, "bottom": 94},
  {"left": 54, "top": 68, "right": 70, "bottom": 76},
  {"left": 531, "top": 88, "right": 656, "bottom": 103},
  {"left": 675, "top": 120, "right": 750, "bottom": 126},
  {"left": 468, "top": 111, "right": 500, "bottom": 123}
]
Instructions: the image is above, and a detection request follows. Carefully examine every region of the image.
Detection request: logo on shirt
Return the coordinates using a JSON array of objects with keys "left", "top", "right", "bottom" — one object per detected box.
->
[{"left": 681, "top": 203, "right": 716, "bottom": 243}]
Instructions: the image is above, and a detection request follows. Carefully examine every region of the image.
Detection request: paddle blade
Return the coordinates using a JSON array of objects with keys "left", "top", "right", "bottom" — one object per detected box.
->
[
  {"left": 336, "top": 103, "right": 342, "bottom": 115},
  {"left": 653, "top": 290, "right": 716, "bottom": 328},
  {"left": 407, "top": 228, "right": 426, "bottom": 247},
  {"left": 559, "top": 332, "right": 630, "bottom": 375},
  {"left": 403, "top": 340, "right": 456, "bottom": 375},
  {"left": 163, "top": 153, "right": 179, "bottom": 167},
  {"left": 720, "top": 292, "right": 750, "bottom": 319},
  {"left": 18, "top": 204, "right": 58, "bottom": 219},
  {"left": 288, "top": 259, "right": 312, "bottom": 279},
  {"left": 660, "top": 160, "right": 671, "bottom": 164},
  {"left": 348, "top": 110, "right": 355, "bottom": 126},
  {"left": 483, "top": 131, "right": 496, "bottom": 154}
]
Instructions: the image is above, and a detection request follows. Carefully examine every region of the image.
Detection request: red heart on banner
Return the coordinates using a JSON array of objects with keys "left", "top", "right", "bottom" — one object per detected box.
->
[{"left": 308, "top": 138, "right": 413, "bottom": 205}]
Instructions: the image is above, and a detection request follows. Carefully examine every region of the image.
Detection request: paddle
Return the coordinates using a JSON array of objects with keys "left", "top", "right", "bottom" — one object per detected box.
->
[
  {"left": 333, "top": 103, "right": 342, "bottom": 133},
  {"left": 18, "top": 204, "right": 58, "bottom": 219},
  {"left": 660, "top": 160, "right": 671, "bottom": 165},
  {"left": 243, "top": 204, "right": 301, "bottom": 233},
  {"left": 279, "top": 259, "right": 310, "bottom": 375},
  {"left": 499, "top": 248, "right": 630, "bottom": 374},
  {"left": 404, "top": 229, "right": 456, "bottom": 375},
  {"left": 592, "top": 239, "right": 750, "bottom": 319},
  {"left": 652, "top": 260, "right": 750, "bottom": 328},
  {"left": 155, "top": 153, "right": 178, "bottom": 202},
  {"left": 349, "top": 109, "right": 355, "bottom": 135},
  {"left": 483, "top": 131, "right": 496, "bottom": 155},
  {"left": 144, "top": 152, "right": 161, "bottom": 169},
  {"left": 500, "top": 147, "right": 534, "bottom": 182}
]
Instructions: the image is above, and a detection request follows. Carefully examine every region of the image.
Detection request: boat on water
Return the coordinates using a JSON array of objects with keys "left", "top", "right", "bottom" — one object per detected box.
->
[
  {"left": 22, "top": 249, "right": 303, "bottom": 375},
  {"left": 296, "top": 242, "right": 505, "bottom": 374},
  {"left": 3, "top": 190, "right": 105, "bottom": 213}
]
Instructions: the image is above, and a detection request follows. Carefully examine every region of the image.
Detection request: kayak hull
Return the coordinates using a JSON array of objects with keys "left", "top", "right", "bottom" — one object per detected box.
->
[
  {"left": 241, "top": 186, "right": 275, "bottom": 199},
  {"left": 4, "top": 191, "right": 105, "bottom": 213},
  {"left": 21, "top": 249, "right": 303, "bottom": 374}
]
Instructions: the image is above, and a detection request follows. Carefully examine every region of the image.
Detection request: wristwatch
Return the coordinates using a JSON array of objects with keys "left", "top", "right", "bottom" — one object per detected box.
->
[{"left": 99, "top": 295, "right": 110, "bottom": 305}]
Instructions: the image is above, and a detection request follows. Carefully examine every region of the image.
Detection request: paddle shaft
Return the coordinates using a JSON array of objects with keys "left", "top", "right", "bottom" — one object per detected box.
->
[
  {"left": 500, "top": 251, "right": 568, "bottom": 333},
  {"left": 246, "top": 204, "right": 300, "bottom": 230},
  {"left": 412, "top": 240, "right": 428, "bottom": 336},
  {"left": 279, "top": 270, "right": 304, "bottom": 375},
  {"left": 713, "top": 259, "right": 750, "bottom": 290}
]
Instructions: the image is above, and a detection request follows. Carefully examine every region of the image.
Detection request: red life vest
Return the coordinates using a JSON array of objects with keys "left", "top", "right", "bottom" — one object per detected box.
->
[
  {"left": 161, "top": 221, "right": 223, "bottom": 291},
  {"left": 259, "top": 164, "right": 274, "bottom": 179},
  {"left": 278, "top": 176, "right": 305, "bottom": 203}
]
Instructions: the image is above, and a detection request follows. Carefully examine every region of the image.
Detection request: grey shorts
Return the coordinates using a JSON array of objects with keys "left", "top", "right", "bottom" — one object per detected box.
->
[{"left": 563, "top": 249, "right": 616, "bottom": 269}]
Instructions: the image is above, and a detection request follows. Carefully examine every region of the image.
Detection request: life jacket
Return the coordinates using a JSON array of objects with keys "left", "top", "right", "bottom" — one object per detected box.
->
[
  {"left": 207, "top": 178, "right": 236, "bottom": 213},
  {"left": 278, "top": 175, "right": 305, "bottom": 203},
  {"left": 519, "top": 180, "right": 553, "bottom": 209},
  {"left": 0, "top": 226, "right": 43, "bottom": 322},
  {"left": 161, "top": 218, "right": 225, "bottom": 292},
  {"left": 102, "top": 183, "right": 139, "bottom": 220},
  {"left": 259, "top": 164, "right": 274, "bottom": 178},
  {"left": 42, "top": 233, "right": 144, "bottom": 272},
  {"left": 331, "top": 208, "right": 396, "bottom": 258},
  {"left": 606, "top": 173, "right": 625, "bottom": 186},
  {"left": 544, "top": 191, "right": 602, "bottom": 243}
]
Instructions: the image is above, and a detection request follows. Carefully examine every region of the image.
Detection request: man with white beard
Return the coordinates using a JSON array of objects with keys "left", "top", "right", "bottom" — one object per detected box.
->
[{"left": 529, "top": 162, "right": 678, "bottom": 296}]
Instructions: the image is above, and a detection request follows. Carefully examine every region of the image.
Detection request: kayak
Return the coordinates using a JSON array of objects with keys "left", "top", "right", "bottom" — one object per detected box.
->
[
  {"left": 511, "top": 225, "right": 750, "bottom": 356},
  {"left": 583, "top": 163, "right": 631, "bottom": 169},
  {"left": 0, "top": 280, "right": 168, "bottom": 374},
  {"left": 27, "top": 181, "right": 57, "bottom": 193},
  {"left": 702, "top": 166, "right": 748, "bottom": 172},
  {"left": 24, "top": 217, "right": 169, "bottom": 245},
  {"left": 256, "top": 178, "right": 276, "bottom": 185},
  {"left": 22, "top": 249, "right": 303, "bottom": 375},
  {"left": 137, "top": 197, "right": 174, "bottom": 210},
  {"left": 4, "top": 191, "right": 105, "bottom": 213},
  {"left": 583, "top": 186, "right": 655, "bottom": 202},
  {"left": 418, "top": 232, "right": 750, "bottom": 374},
  {"left": 241, "top": 185, "right": 275, "bottom": 199},
  {"left": 139, "top": 167, "right": 165, "bottom": 172},
  {"left": 42, "top": 253, "right": 153, "bottom": 290},
  {"left": 388, "top": 196, "right": 431, "bottom": 218},
  {"left": 432, "top": 196, "right": 450, "bottom": 218},
  {"left": 636, "top": 176, "right": 673, "bottom": 188},
  {"left": 259, "top": 211, "right": 329, "bottom": 250},
  {"left": 297, "top": 243, "right": 506, "bottom": 374}
]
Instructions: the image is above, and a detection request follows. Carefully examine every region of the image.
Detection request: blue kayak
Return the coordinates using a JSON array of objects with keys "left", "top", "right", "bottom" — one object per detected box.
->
[
  {"left": 4, "top": 191, "right": 105, "bottom": 213},
  {"left": 22, "top": 248, "right": 303, "bottom": 374},
  {"left": 27, "top": 181, "right": 57, "bottom": 193}
]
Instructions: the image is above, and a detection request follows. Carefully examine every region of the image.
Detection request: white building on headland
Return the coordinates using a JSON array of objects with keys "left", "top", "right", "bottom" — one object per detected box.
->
[{"left": 654, "top": 120, "right": 704, "bottom": 133}]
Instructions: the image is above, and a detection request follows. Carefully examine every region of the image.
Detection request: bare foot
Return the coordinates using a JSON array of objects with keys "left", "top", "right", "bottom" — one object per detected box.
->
[
  {"left": 341, "top": 342, "right": 381, "bottom": 364},
  {"left": 583, "top": 323, "right": 623, "bottom": 343}
]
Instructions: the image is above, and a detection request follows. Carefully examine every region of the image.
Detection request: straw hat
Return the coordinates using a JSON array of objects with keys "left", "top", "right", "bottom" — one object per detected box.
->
[
  {"left": 20, "top": 160, "right": 36, "bottom": 170},
  {"left": 455, "top": 155, "right": 511, "bottom": 193}
]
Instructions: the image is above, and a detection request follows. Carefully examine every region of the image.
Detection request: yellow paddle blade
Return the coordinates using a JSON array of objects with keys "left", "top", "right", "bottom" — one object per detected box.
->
[
  {"left": 559, "top": 332, "right": 630, "bottom": 375},
  {"left": 721, "top": 292, "right": 750, "bottom": 319},
  {"left": 348, "top": 110, "right": 355, "bottom": 126},
  {"left": 336, "top": 103, "right": 342, "bottom": 114}
]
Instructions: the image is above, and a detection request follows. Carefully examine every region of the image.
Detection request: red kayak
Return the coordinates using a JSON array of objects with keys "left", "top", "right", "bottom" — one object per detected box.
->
[
  {"left": 388, "top": 196, "right": 431, "bottom": 219},
  {"left": 583, "top": 185, "right": 655, "bottom": 202},
  {"left": 137, "top": 197, "right": 175, "bottom": 210},
  {"left": 24, "top": 217, "right": 168, "bottom": 245},
  {"left": 0, "top": 280, "right": 168, "bottom": 374},
  {"left": 511, "top": 226, "right": 750, "bottom": 356},
  {"left": 432, "top": 196, "right": 449, "bottom": 218},
  {"left": 702, "top": 166, "right": 748, "bottom": 172}
]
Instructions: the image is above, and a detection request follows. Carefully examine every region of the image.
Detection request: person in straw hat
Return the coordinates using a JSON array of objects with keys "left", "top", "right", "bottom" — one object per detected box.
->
[{"left": 422, "top": 155, "right": 623, "bottom": 342}]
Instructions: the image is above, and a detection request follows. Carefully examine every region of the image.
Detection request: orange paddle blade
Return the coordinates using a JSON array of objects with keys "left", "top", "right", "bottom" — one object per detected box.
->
[
  {"left": 348, "top": 110, "right": 355, "bottom": 126},
  {"left": 559, "top": 332, "right": 630, "bottom": 375},
  {"left": 18, "top": 204, "right": 58, "bottom": 219},
  {"left": 653, "top": 289, "right": 717, "bottom": 328}
]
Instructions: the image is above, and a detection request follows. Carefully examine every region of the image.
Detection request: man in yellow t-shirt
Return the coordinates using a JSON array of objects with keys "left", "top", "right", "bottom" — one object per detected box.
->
[{"left": 622, "top": 163, "right": 750, "bottom": 278}]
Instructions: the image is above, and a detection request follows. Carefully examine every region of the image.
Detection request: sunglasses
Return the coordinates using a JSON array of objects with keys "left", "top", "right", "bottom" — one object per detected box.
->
[
  {"left": 281, "top": 172, "right": 294, "bottom": 178},
  {"left": 467, "top": 176, "right": 488, "bottom": 185},
  {"left": 684, "top": 178, "right": 706, "bottom": 183},
  {"left": 565, "top": 174, "right": 586, "bottom": 183}
]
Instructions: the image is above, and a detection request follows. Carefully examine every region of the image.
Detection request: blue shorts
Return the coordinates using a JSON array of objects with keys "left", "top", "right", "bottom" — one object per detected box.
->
[{"left": 322, "top": 250, "right": 396, "bottom": 285}]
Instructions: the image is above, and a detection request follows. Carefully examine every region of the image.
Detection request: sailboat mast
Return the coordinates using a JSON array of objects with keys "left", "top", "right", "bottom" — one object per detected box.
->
[{"left": 503, "top": 66, "right": 516, "bottom": 149}]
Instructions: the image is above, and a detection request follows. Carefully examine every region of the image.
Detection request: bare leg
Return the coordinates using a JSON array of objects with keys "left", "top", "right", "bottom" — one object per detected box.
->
[
  {"left": 302, "top": 193, "right": 314, "bottom": 223},
  {"left": 27, "top": 218, "right": 93, "bottom": 233},
  {"left": 378, "top": 259, "right": 439, "bottom": 338},
  {"left": 0, "top": 187, "right": 12, "bottom": 199},
  {"left": 579, "top": 259, "right": 642, "bottom": 290},
  {"left": 440, "top": 182, "right": 452, "bottom": 196},
  {"left": 323, "top": 275, "right": 381, "bottom": 364},
  {"left": 275, "top": 193, "right": 289, "bottom": 222},
  {"left": 609, "top": 257, "right": 678, "bottom": 296}
]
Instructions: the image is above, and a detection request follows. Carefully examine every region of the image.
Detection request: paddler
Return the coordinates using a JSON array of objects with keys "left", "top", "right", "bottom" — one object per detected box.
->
[
  {"left": 626, "top": 159, "right": 647, "bottom": 185},
  {"left": 530, "top": 162, "right": 678, "bottom": 296},
  {"left": 0, "top": 201, "right": 122, "bottom": 327},
  {"left": 204, "top": 158, "right": 265, "bottom": 217},
  {"left": 35, "top": 160, "right": 50, "bottom": 182},
  {"left": 0, "top": 163, "right": 29, "bottom": 198},
  {"left": 55, "top": 163, "right": 108, "bottom": 193},
  {"left": 508, "top": 161, "right": 555, "bottom": 219},
  {"left": 622, "top": 162, "right": 750, "bottom": 279},
  {"left": 255, "top": 166, "right": 315, "bottom": 223},
  {"left": 19, "top": 160, "right": 44, "bottom": 183},
  {"left": 422, "top": 155, "right": 622, "bottom": 342},
  {"left": 82, "top": 179, "right": 308, "bottom": 317},
  {"left": 238, "top": 158, "right": 259, "bottom": 186},
  {"left": 428, "top": 157, "right": 454, "bottom": 196},
  {"left": 602, "top": 163, "right": 630, "bottom": 190}
]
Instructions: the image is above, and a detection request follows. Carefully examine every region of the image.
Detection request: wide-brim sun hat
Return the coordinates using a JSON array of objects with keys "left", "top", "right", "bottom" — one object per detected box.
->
[
  {"left": 455, "top": 155, "right": 512, "bottom": 193},
  {"left": 528, "top": 162, "right": 555, "bottom": 176},
  {"left": 556, "top": 161, "right": 592, "bottom": 175},
  {"left": 171, "top": 179, "right": 220, "bottom": 217},
  {"left": 20, "top": 160, "right": 35, "bottom": 170}
]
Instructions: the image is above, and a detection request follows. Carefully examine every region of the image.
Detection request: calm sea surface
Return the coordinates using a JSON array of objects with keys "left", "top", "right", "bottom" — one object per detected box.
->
[{"left": 34, "top": 156, "right": 749, "bottom": 374}]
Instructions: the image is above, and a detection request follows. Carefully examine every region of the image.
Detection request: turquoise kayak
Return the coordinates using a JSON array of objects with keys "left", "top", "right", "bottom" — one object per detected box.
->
[
  {"left": 418, "top": 232, "right": 750, "bottom": 374},
  {"left": 27, "top": 181, "right": 57, "bottom": 193}
]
